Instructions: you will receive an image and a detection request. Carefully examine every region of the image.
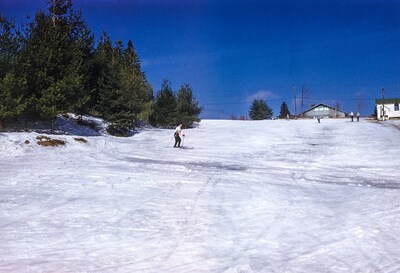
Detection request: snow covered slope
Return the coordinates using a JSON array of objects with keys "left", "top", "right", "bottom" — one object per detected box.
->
[{"left": 1, "top": 119, "right": 400, "bottom": 272}]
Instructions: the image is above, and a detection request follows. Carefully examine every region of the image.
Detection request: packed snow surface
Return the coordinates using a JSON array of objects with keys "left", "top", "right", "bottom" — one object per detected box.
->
[{"left": 1, "top": 119, "right": 400, "bottom": 272}]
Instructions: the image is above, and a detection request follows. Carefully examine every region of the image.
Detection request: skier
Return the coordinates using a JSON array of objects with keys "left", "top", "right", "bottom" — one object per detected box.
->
[
  {"left": 349, "top": 111, "right": 354, "bottom": 122},
  {"left": 356, "top": 112, "right": 360, "bottom": 122},
  {"left": 173, "top": 124, "right": 185, "bottom": 148}
]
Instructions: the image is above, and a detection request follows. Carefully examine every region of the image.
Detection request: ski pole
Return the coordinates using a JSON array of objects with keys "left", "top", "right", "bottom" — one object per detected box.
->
[{"left": 181, "top": 135, "right": 185, "bottom": 147}]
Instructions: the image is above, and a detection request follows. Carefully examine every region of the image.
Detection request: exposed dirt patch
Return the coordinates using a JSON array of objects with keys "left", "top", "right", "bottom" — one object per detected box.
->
[
  {"left": 74, "top": 137, "right": 88, "bottom": 143},
  {"left": 36, "top": 135, "right": 66, "bottom": 147}
]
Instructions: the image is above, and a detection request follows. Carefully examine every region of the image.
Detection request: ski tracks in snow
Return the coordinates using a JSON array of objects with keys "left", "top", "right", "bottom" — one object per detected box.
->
[
  {"left": 2, "top": 119, "right": 400, "bottom": 272},
  {"left": 160, "top": 176, "right": 220, "bottom": 270}
]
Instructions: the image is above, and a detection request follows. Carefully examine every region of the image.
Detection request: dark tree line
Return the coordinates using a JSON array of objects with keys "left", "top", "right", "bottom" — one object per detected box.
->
[{"left": 0, "top": 0, "right": 202, "bottom": 134}]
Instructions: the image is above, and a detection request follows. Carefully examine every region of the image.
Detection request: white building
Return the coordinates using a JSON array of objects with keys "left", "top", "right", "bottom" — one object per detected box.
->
[
  {"left": 375, "top": 98, "right": 400, "bottom": 120},
  {"left": 302, "top": 103, "right": 347, "bottom": 118}
]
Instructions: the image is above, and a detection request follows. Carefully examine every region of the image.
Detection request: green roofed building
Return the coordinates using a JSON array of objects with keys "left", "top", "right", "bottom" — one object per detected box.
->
[{"left": 375, "top": 98, "right": 400, "bottom": 120}]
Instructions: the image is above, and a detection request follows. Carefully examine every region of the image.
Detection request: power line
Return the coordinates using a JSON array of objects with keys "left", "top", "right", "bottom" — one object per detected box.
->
[
  {"left": 202, "top": 97, "right": 292, "bottom": 106},
  {"left": 200, "top": 96, "right": 390, "bottom": 106},
  {"left": 303, "top": 97, "right": 379, "bottom": 101}
]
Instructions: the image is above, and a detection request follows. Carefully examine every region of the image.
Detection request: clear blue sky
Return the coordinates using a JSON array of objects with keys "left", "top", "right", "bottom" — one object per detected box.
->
[{"left": 2, "top": 0, "right": 400, "bottom": 118}]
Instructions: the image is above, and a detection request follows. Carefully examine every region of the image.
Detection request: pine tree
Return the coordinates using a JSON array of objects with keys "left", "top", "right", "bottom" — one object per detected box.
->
[
  {"left": 19, "top": 0, "right": 91, "bottom": 132},
  {"left": 0, "top": 74, "right": 26, "bottom": 130},
  {"left": 105, "top": 40, "right": 138, "bottom": 135},
  {"left": 279, "top": 101, "right": 290, "bottom": 119},
  {"left": 91, "top": 36, "right": 153, "bottom": 134},
  {"left": 249, "top": 99, "right": 273, "bottom": 120},
  {"left": 0, "top": 15, "right": 19, "bottom": 77},
  {"left": 93, "top": 35, "right": 122, "bottom": 117},
  {"left": 151, "top": 79, "right": 177, "bottom": 127},
  {"left": 70, "top": 10, "right": 94, "bottom": 119},
  {"left": 120, "top": 40, "right": 153, "bottom": 124},
  {"left": 372, "top": 106, "right": 377, "bottom": 118},
  {"left": 0, "top": 15, "right": 26, "bottom": 129},
  {"left": 176, "top": 83, "right": 202, "bottom": 127},
  {"left": 89, "top": 32, "right": 115, "bottom": 116}
]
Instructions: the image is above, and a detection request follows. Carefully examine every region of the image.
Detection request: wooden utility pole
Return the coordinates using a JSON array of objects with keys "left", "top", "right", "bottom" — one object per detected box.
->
[
  {"left": 293, "top": 84, "right": 297, "bottom": 119},
  {"left": 382, "top": 86, "right": 385, "bottom": 121}
]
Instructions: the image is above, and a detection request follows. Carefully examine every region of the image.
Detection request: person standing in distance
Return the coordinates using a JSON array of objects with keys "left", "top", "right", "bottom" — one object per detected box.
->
[{"left": 173, "top": 124, "right": 184, "bottom": 148}]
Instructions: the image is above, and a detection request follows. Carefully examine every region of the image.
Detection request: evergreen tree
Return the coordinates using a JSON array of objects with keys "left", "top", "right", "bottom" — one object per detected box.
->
[
  {"left": 249, "top": 99, "right": 273, "bottom": 120},
  {"left": 70, "top": 10, "right": 94, "bottom": 118},
  {"left": 0, "top": 15, "right": 19, "bottom": 77},
  {"left": 105, "top": 40, "right": 139, "bottom": 135},
  {"left": 91, "top": 36, "right": 153, "bottom": 134},
  {"left": 0, "top": 74, "right": 26, "bottom": 130},
  {"left": 279, "top": 101, "right": 290, "bottom": 119},
  {"left": 176, "top": 83, "right": 202, "bottom": 127},
  {"left": 95, "top": 37, "right": 131, "bottom": 134},
  {"left": 92, "top": 34, "right": 122, "bottom": 118},
  {"left": 89, "top": 32, "right": 114, "bottom": 115},
  {"left": 151, "top": 79, "right": 177, "bottom": 127},
  {"left": 0, "top": 15, "right": 26, "bottom": 129},
  {"left": 19, "top": 0, "right": 91, "bottom": 132},
  {"left": 372, "top": 106, "right": 377, "bottom": 118},
  {"left": 120, "top": 40, "right": 153, "bottom": 124}
]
